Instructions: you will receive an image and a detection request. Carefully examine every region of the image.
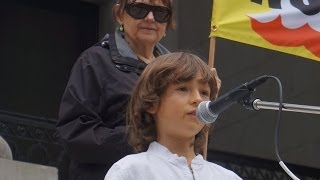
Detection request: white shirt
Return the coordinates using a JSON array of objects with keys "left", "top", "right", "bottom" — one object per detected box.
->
[{"left": 105, "top": 142, "right": 242, "bottom": 180}]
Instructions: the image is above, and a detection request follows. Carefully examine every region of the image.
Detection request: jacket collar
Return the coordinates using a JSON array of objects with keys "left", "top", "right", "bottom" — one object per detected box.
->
[
  {"left": 105, "top": 30, "right": 146, "bottom": 74},
  {"left": 100, "top": 29, "right": 170, "bottom": 74}
]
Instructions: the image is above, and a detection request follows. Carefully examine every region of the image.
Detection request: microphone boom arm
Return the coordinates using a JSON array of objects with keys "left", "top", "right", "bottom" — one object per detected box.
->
[{"left": 251, "top": 99, "right": 320, "bottom": 115}]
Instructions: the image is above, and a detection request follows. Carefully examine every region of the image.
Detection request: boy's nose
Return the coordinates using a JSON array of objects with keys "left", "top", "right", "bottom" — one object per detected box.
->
[{"left": 191, "top": 91, "right": 203, "bottom": 105}]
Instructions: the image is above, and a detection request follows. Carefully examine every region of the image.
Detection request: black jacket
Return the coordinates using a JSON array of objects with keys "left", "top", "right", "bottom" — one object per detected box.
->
[{"left": 56, "top": 30, "right": 169, "bottom": 180}]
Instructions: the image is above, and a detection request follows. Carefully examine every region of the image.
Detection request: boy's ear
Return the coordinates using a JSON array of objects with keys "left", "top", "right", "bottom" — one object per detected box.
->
[{"left": 147, "top": 102, "right": 159, "bottom": 114}]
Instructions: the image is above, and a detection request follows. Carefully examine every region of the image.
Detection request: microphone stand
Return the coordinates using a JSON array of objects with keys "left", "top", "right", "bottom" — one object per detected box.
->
[
  {"left": 251, "top": 99, "right": 320, "bottom": 115},
  {"left": 242, "top": 97, "right": 320, "bottom": 180},
  {"left": 219, "top": 75, "right": 319, "bottom": 180}
]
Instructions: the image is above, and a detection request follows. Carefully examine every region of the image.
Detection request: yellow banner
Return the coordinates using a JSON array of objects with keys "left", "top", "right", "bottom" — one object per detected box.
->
[{"left": 210, "top": 0, "right": 320, "bottom": 61}]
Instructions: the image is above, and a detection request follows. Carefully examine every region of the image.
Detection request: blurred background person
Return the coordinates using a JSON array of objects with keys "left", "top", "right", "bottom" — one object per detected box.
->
[{"left": 55, "top": 0, "right": 176, "bottom": 179}]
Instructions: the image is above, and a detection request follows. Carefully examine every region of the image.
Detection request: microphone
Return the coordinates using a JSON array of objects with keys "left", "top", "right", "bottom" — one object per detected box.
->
[{"left": 196, "top": 75, "right": 269, "bottom": 124}]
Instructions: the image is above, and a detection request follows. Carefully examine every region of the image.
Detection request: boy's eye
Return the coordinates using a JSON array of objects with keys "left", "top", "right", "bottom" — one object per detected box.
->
[
  {"left": 177, "top": 86, "right": 188, "bottom": 91},
  {"left": 201, "top": 90, "right": 210, "bottom": 97}
]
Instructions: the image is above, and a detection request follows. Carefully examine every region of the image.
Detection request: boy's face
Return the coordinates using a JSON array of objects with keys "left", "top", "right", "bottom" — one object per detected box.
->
[{"left": 151, "top": 73, "right": 211, "bottom": 141}]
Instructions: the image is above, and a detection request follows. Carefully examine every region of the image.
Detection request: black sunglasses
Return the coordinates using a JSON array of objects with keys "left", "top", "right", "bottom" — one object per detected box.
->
[{"left": 124, "top": 3, "right": 172, "bottom": 23}]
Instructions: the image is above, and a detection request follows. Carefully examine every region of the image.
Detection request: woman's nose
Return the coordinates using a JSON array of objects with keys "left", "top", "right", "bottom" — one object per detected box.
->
[{"left": 145, "top": 11, "right": 155, "bottom": 21}]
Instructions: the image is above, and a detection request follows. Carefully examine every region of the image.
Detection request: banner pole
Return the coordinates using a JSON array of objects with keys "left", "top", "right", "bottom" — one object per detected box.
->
[
  {"left": 203, "top": 36, "right": 216, "bottom": 160},
  {"left": 208, "top": 37, "right": 216, "bottom": 68}
]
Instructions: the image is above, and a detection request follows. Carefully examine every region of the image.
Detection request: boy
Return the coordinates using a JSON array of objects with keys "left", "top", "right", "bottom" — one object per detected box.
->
[{"left": 105, "top": 52, "right": 242, "bottom": 179}]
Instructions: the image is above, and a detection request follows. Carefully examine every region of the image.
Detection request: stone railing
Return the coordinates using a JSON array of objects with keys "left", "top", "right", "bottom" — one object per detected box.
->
[{"left": 0, "top": 110, "right": 62, "bottom": 166}]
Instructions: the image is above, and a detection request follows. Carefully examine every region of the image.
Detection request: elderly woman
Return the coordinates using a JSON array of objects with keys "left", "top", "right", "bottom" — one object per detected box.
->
[{"left": 56, "top": 0, "right": 176, "bottom": 179}]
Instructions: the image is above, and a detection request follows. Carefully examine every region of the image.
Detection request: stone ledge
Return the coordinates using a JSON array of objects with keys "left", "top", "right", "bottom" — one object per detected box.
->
[{"left": 0, "top": 158, "right": 58, "bottom": 180}]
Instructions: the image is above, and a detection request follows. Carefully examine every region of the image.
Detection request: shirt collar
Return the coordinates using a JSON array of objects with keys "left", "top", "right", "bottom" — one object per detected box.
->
[{"left": 147, "top": 141, "right": 205, "bottom": 169}]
